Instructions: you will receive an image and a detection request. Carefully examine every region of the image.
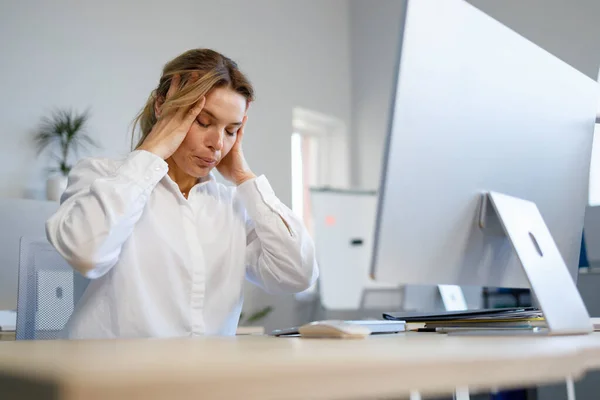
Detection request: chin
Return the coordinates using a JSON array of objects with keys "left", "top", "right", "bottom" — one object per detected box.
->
[{"left": 188, "top": 165, "right": 213, "bottom": 179}]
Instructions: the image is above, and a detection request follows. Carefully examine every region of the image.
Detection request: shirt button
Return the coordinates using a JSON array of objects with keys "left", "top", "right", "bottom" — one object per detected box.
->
[
  {"left": 155, "top": 166, "right": 162, "bottom": 171},
  {"left": 145, "top": 176, "right": 150, "bottom": 180}
]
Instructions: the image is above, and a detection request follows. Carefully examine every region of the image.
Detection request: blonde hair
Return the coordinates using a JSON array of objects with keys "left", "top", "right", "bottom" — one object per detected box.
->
[{"left": 132, "top": 48, "right": 254, "bottom": 149}]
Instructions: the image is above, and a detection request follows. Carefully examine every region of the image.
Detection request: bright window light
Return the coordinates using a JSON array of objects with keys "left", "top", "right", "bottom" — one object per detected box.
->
[
  {"left": 590, "top": 125, "right": 600, "bottom": 206},
  {"left": 291, "top": 133, "right": 303, "bottom": 219}
]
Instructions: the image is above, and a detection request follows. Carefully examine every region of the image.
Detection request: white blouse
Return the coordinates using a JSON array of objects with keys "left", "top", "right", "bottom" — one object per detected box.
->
[{"left": 46, "top": 150, "right": 318, "bottom": 339}]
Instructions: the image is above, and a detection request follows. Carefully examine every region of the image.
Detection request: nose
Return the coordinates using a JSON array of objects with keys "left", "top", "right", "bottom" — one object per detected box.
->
[{"left": 206, "top": 128, "right": 224, "bottom": 152}]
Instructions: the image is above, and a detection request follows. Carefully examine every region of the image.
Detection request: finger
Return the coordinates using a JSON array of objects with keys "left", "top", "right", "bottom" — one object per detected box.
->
[
  {"left": 181, "top": 96, "right": 206, "bottom": 127},
  {"left": 178, "top": 71, "right": 199, "bottom": 91},
  {"left": 166, "top": 74, "right": 180, "bottom": 100},
  {"left": 234, "top": 115, "right": 248, "bottom": 146}
]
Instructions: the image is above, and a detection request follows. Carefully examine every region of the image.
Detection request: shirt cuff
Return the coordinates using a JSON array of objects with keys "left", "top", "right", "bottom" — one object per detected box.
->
[
  {"left": 117, "top": 150, "right": 169, "bottom": 192},
  {"left": 236, "top": 175, "right": 280, "bottom": 220}
]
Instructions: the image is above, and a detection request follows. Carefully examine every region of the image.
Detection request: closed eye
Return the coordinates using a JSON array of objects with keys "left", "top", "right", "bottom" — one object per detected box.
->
[{"left": 196, "top": 116, "right": 237, "bottom": 136}]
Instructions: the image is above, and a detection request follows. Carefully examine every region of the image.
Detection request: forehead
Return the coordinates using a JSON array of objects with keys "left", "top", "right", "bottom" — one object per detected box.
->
[{"left": 203, "top": 87, "right": 246, "bottom": 121}]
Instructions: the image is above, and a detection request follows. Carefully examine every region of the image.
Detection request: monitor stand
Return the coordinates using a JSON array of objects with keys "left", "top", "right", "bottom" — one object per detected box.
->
[
  {"left": 438, "top": 285, "right": 468, "bottom": 311},
  {"left": 478, "top": 191, "right": 592, "bottom": 336}
]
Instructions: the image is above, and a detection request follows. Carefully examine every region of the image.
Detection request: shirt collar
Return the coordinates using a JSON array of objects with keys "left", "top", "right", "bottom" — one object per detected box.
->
[{"left": 161, "top": 170, "right": 217, "bottom": 195}]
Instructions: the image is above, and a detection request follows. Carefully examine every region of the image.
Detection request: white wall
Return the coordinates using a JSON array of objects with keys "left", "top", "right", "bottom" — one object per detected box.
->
[
  {"left": 0, "top": 0, "right": 351, "bottom": 205},
  {"left": 469, "top": 0, "right": 600, "bottom": 81},
  {"left": 350, "top": 0, "right": 600, "bottom": 190},
  {"left": 349, "top": 0, "right": 405, "bottom": 190},
  {"left": 0, "top": 0, "right": 351, "bottom": 331}
]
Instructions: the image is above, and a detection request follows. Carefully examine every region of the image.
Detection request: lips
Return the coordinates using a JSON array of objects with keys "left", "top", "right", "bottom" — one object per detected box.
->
[{"left": 195, "top": 156, "right": 217, "bottom": 167}]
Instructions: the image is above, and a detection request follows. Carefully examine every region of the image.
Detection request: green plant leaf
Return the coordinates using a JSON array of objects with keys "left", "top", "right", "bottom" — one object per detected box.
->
[
  {"left": 33, "top": 108, "right": 98, "bottom": 173},
  {"left": 244, "top": 306, "right": 274, "bottom": 325},
  {"left": 34, "top": 132, "right": 56, "bottom": 155},
  {"left": 78, "top": 134, "right": 100, "bottom": 149},
  {"left": 71, "top": 134, "right": 99, "bottom": 156}
]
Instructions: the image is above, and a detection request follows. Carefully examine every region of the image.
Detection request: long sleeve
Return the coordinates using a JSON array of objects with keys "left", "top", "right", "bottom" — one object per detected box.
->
[
  {"left": 46, "top": 150, "right": 168, "bottom": 279},
  {"left": 237, "top": 175, "right": 319, "bottom": 294}
]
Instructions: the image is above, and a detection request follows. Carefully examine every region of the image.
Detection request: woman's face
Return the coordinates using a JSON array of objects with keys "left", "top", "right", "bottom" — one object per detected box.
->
[{"left": 171, "top": 86, "right": 246, "bottom": 178}]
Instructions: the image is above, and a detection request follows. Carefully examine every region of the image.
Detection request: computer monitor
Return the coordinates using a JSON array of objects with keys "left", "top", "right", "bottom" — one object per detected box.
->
[{"left": 370, "top": 0, "right": 598, "bottom": 335}]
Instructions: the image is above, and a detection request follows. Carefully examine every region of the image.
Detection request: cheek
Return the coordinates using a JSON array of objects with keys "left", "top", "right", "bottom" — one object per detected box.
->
[
  {"left": 222, "top": 137, "right": 237, "bottom": 157},
  {"left": 181, "top": 125, "right": 203, "bottom": 148}
]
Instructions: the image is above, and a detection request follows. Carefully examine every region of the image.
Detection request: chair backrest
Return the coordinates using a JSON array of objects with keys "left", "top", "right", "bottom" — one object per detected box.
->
[
  {"left": 0, "top": 198, "right": 58, "bottom": 310},
  {"left": 16, "top": 237, "right": 89, "bottom": 340}
]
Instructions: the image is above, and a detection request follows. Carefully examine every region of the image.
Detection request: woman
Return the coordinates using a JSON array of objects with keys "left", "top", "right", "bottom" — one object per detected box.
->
[{"left": 46, "top": 49, "right": 318, "bottom": 339}]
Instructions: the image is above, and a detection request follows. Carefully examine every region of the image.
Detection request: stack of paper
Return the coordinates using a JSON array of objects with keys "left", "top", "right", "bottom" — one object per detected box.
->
[{"left": 383, "top": 307, "right": 545, "bottom": 333}]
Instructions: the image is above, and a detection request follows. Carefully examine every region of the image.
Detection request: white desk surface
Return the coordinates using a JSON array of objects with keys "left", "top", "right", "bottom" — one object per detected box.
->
[{"left": 1, "top": 333, "right": 600, "bottom": 400}]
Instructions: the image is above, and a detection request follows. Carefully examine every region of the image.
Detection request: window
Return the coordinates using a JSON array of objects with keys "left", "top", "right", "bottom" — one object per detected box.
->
[
  {"left": 589, "top": 121, "right": 600, "bottom": 206},
  {"left": 291, "top": 133, "right": 304, "bottom": 219},
  {"left": 291, "top": 108, "right": 349, "bottom": 235},
  {"left": 291, "top": 108, "right": 349, "bottom": 300}
]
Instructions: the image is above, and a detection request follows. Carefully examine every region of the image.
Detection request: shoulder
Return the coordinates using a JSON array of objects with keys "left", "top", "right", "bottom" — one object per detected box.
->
[
  {"left": 70, "top": 151, "right": 160, "bottom": 179},
  {"left": 66, "top": 153, "right": 140, "bottom": 191},
  {"left": 70, "top": 155, "right": 124, "bottom": 177}
]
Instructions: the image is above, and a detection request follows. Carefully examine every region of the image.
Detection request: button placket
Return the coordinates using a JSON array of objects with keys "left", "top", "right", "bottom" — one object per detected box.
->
[{"left": 182, "top": 203, "right": 207, "bottom": 335}]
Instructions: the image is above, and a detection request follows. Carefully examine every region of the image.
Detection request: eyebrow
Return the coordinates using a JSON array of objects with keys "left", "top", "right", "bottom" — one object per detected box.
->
[{"left": 201, "top": 109, "right": 243, "bottom": 126}]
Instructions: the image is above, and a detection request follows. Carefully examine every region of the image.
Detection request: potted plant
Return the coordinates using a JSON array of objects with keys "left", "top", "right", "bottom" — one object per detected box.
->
[{"left": 34, "top": 109, "right": 98, "bottom": 201}]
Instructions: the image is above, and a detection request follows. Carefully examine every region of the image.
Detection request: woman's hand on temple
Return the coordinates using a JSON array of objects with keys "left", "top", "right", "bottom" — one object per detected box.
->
[
  {"left": 138, "top": 75, "right": 205, "bottom": 160},
  {"left": 217, "top": 116, "right": 256, "bottom": 185}
]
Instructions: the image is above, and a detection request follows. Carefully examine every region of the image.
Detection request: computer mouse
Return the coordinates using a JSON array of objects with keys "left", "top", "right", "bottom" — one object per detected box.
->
[{"left": 298, "top": 320, "right": 371, "bottom": 339}]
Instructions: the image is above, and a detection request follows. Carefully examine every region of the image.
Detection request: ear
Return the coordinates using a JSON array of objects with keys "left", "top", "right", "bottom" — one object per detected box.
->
[{"left": 154, "top": 96, "right": 165, "bottom": 119}]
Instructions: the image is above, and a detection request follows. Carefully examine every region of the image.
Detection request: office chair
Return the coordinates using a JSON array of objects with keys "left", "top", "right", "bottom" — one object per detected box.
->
[{"left": 16, "top": 237, "right": 89, "bottom": 340}]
